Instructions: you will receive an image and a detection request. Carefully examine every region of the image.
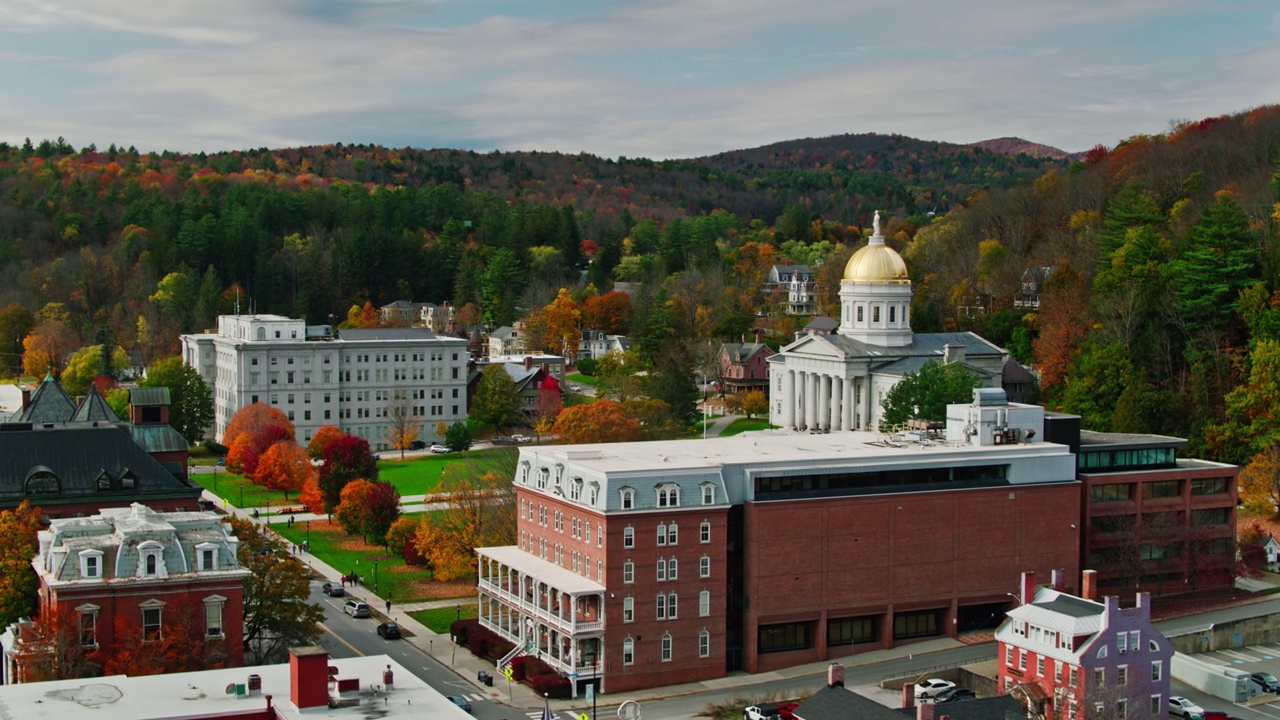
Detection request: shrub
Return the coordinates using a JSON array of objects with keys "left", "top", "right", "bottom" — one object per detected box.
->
[
  {"left": 510, "top": 655, "right": 529, "bottom": 681},
  {"left": 576, "top": 358, "right": 598, "bottom": 376},
  {"left": 531, "top": 673, "right": 571, "bottom": 699},
  {"left": 201, "top": 440, "right": 228, "bottom": 455},
  {"left": 450, "top": 618, "right": 478, "bottom": 646}
]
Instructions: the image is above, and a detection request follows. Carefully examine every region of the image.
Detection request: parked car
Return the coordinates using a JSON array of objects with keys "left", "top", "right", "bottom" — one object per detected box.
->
[
  {"left": 914, "top": 679, "right": 956, "bottom": 699},
  {"left": 510, "top": 434, "right": 532, "bottom": 443},
  {"left": 216, "top": 456, "right": 225, "bottom": 466},
  {"left": 447, "top": 695, "right": 472, "bottom": 713},
  {"left": 320, "top": 582, "right": 345, "bottom": 597},
  {"left": 744, "top": 705, "right": 780, "bottom": 720},
  {"left": 1201, "top": 711, "right": 1239, "bottom": 720},
  {"left": 429, "top": 444, "right": 452, "bottom": 454},
  {"left": 1170, "top": 697, "right": 1205, "bottom": 719},
  {"left": 197, "top": 499, "right": 216, "bottom": 511},
  {"left": 376, "top": 622, "right": 402, "bottom": 639},
  {"left": 934, "top": 687, "right": 977, "bottom": 703},
  {"left": 409, "top": 440, "right": 427, "bottom": 450},
  {"left": 1252, "top": 672, "right": 1280, "bottom": 693},
  {"left": 343, "top": 600, "right": 371, "bottom": 618},
  {"left": 777, "top": 702, "right": 800, "bottom": 720}
]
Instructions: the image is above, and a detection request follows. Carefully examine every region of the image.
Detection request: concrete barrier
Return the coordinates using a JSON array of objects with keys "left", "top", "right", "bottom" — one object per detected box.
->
[{"left": 1167, "top": 612, "right": 1280, "bottom": 654}]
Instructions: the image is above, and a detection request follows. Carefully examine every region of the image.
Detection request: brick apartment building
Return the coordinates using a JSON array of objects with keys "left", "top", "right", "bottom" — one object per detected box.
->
[
  {"left": 477, "top": 390, "right": 1082, "bottom": 694},
  {"left": 2, "top": 505, "right": 252, "bottom": 683},
  {"left": 996, "top": 570, "right": 1173, "bottom": 720}
]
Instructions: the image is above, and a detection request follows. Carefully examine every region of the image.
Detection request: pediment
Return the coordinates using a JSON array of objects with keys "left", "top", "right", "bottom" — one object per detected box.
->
[{"left": 779, "top": 335, "right": 848, "bottom": 359}]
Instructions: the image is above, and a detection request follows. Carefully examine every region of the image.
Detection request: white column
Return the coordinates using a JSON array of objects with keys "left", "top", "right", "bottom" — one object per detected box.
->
[
  {"left": 831, "top": 377, "right": 843, "bottom": 431},
  {"left": 818, "top": 375, "right": 831, "bottom": 430},
  {"left": 863, "top": 378, "right": 873, "bottom": 430},
  {"left": 806, "top": 373, "right": 818, "bottom": 429},
  {"left": 843, "top": 378, "right": 855, "bottom": 430},
  {"left": 783, "top": 370, "right": 796, "bottom": 429}
]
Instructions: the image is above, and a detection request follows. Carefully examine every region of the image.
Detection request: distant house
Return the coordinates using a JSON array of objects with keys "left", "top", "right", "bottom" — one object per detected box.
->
[
  {"left": 766, "top": 264, "right": 818, "bottom": 315},
  {"left": 1001, "top": 356, "right": 1039, "bottom": 404},
  {"left": 419, "top": 302, "right": 455, "bottom": 334},
  {"left": 1259, "top": 534, "right": 1279, "bottom": 566},
  {"left": 718, "top": 336, "right": 774, "bottom": 396},
  {"left": 579, "top": 329, "right": 631, "bottom": 361},
  {"left": 468, "top": 357, "right": 561, "bottom": 413},
  {"left": 488, "top": 326, "right": 525, "bottom": 358},
  {"left": 800, "top": 316, "right": 838, "bottom": 338},
  {"left": 996, "top": 569, "right": 1173, "bottom": 720},
  {"left": 1016, "top": 266, "right": 1054, "bottom": 310},
  {"left": 379, "top": 300, "right": 421, "bottom": 326}
]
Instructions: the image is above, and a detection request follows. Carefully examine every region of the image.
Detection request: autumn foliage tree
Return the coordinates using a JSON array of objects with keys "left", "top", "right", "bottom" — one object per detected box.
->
[
  {"left": 580, "top": 290, "right": 632, "bottom": 335},
  {"left": 299, "top": 478, "right": 324, "bottom": 515},
  {"left": 318, "top": 434, "right": 379, "bottom": 514},
  {"left": 227, "top": 423, "right": 291, "bottom": 481},
  {"left": 226, "top": 516, "right": 323, "bottom": 663},
  {"left": 381, "top": 394, "right": 423, "bottom": 460},
  {"left": 10, "top": 603, "right": 99, "bottom": 682},
  {"left": 541, "top": 288, "right": 582, "bottom": 360},
  {"left": 334, "top": 480, "right": 375, "bottom": 537},
  {"left": 413, "top": 450, "right": 517, "bottom": 580},
  {"left": 21, "top": 321, "right": 77, "bottom": 378},
  {"left": 1240, "top": 442, "right": 1280, "bottom": 517},
  {"left": 333, "top": 479, "right": 404, "bottom": 543},
  {"left": 0, "top": 500, "right": 42, "bottom": 628},
  {"left": 222, "top": 402, "right": 294, "bottom": 453},
  {"left": 1031, "top": 261, "right": 1092, "bottom": 393},
  {"left": 551, "top": 398, "right": 641, "bottom": 444},
  {"left": 257, "top": 440, "right": 315, "bottom": 499},
  {"left": 307, "top": 425, "right": 344, "bottom": 460}
]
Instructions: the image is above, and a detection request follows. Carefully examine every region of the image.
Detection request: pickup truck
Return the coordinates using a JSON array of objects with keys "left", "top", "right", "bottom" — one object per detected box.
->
[{"left": 744, "top": 705, "right": 779, "bottom": 720}]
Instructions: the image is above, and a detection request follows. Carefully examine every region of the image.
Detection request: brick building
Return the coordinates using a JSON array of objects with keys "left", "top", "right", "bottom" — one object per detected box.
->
[
  {"left": 2, "top": 504, "right": 251, "bottom": 683},
  {"left": 995, "top": 570, "right": 1173, "bottom": 720},
  {"left": 477, "top": 390, "right": 1081, "bottom": 694},
  {"left": 718, "top": 336, "right": 774, "bottom": 396}
]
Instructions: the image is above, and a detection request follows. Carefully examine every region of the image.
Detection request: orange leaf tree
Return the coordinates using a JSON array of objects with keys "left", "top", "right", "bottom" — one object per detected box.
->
[
  {"left": 222, "top": 402, "right": 294, "bottom": 450},
  {"left": 1031, "top": 261, "right": 1091, "bottom": 393},
  {"left": 307, "top": 425, "right": 344, "bottom": 460},
  {"left": 226, "top": 423, "right": 291, "bottom": 482},
  {"left": 551, "top": 398, "right": 641, "bottom": 444},
  {"left": 0, "top": 500, "right": 42, "bottom": 627},
  {"left": 103, "top": 615, "right": 166, "bottom": 676},
  {"left": 541, "top": 288, "right": 582, "bottom": 360},
  {"left": 1240, "top": 442, "right": 1280, "bottom": 517},
  {"left": 299, "top": 478, "right": 324, "bottom": 514},
  {"left": 412, "top": 450, "right": 517, "bottom": 581},
  {"left": 21, "top": 320, "right": 78, "bottom": 378},
  {"left": 334, "top": 479, "right": 375, "bottom": 537},
  {"left": 257, "top": 440, "right": 316, "bottom": 499},
  {"left": 380, "top": 394, "right": 423, "bottom": 460}
]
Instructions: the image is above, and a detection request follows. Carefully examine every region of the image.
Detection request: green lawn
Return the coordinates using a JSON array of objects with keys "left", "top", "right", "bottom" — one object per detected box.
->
[
  {"left": 720, "top": 418, "right": 774, "bottom": 436},
  {"left": 188, "top": 446, "right": 223, "bottom": 466},
  {"left": 274, "top": 519, "right": 435, "bottom": 601},
  {"left": 409, "top": 603, "right": 478, "bottom": 633},
  {"left": 565, "top": 372, "right": 597, "bottom": 387}
]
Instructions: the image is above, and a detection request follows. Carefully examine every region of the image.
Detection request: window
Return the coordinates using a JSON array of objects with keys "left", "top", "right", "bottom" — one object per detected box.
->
[
  {"left": 622, "top": 637, "right": 634, "bottom": 665},
  {"left": 78, "top": 606, "right": 98, "bottom": 647},
  {"left": 856, "top": 306, "right": 864, "bottom": 322},
  {"left": 872, "top": 306, "right": 881, "bottom": 322},
  {"left": 656, "top": 523, "right": 666, "bottom": 547},
  {"left": 205, "top": 596, "right": 225, "bottom": 637},
  {"left": 759, "top": 622, "right": 812, "bottom": 653},
  {"left": 597, "top": 526, "right": 603, "bottom": 547},
  {"left": 889, "top": 306, "right": 896, "bottom": 322},
  {"left": 1019, "top": 649, "right": 1027, "bottom": 670},
  {"left": 1116, "top": 699, "right": 1127, "bottom": 720},
  {"left": 1142, "top": 480, "right": 1181, "bottom": 499},
  {"left": 80, "top": 551, "right": 102, "bottom": 579},
  {"left": 142, "top": 605, "right": 163, "bottom": 642},
  {"left": 1094, "top": 668, "right": 1104, "bottom": 687},
  {"left": 1191, "top": 478, "right": 1228, "bottom": 495},
  {"left": 700, "top": 555, "right": 710, "bottom": 578},
  {"left": 1117, "top": 631, "right": 1127, "bottom": 653},
  {"left": 668, "top": 558, "right": 677, "bottom": 580},
  {"left": 1117, "top": 665, "right": 1127, "bottom": 685},
  {"left": 699, "top": 630, "right": 710, "bottom": 658},
  {"left": 828, "top": 616, "right": 878, "bottom": 646},
  {"left": 667, "top": 523, "right": 678, "bottom": 545},
  {"left": 699, "top": 590, "right": 710, "bottom": 617},
  {"left": 1150, "top": 696, "right": 1162, "bottom": 717},
  {"left": 146, "top": 554, "right": 157, "bottom": 575},
  {"left": 894, "top": 610, "right": 941, "bottom": 640},
  {"left": 620, "top": 488, "right": 634, "bottom": 510},
  {"left": 656, "top": 484, "right": 679, "bottom": 507},
  {"left": 667, "top": 593, "right": 677, "bottom": 619},
  {"left": 701, "top": 484, "right": 715, "bottom": 505},
  {"left": 1091, "top": 483, "right": 1133, "bottom": 502},
  {"left": 623, "top": 561, "right": 634, "bottom": 584},
  {"left": 700, "top": 521, "right": 711, "bottom": 543},
  {"left": 1151, "top": 660, "right": 1162, "bottom": 682},
  {"left": 1036, "top": 656, "right": 1044, "bottom": 676},
  {"left": 623, "top": 597, "right": 634, "bottom": 622},
  {"left": 597, "top": 560, "right": 602, "bottom": 581},
  {"left": 656, "top": 593, "right": 667, "bottom": 620},
  {"left": 661, "top": 633, "right": 672, "bottom": 662},
  {"left": 657, "top": 560, "right": 666, "bottom": 582},
  {"left": 1005, "top": 645, "right": 1013, "bottom": 665}
]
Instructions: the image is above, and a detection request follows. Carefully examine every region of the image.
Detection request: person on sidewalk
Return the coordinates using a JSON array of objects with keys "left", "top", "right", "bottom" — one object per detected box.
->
[{"left": 385, "top": 599, "right": 391, "bottom": 614}]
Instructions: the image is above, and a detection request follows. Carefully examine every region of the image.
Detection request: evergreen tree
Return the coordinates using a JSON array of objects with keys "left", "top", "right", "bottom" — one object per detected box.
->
[
  {"left": 1172, "top": 192, "right": 1260, "bottom": 334},
  {"left": 1096, "top": 181, "right": 1162, "bottom": 265}
]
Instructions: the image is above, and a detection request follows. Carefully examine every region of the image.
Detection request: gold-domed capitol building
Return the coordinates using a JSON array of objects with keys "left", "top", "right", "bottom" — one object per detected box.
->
[{"left": 767, "top": 212, "right": 1008, "bottom": 431}]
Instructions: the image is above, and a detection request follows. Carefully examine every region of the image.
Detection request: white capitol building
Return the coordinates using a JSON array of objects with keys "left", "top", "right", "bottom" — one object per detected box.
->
[{"left": 768, "top": 212, "right": 1008, "bottom": 432}]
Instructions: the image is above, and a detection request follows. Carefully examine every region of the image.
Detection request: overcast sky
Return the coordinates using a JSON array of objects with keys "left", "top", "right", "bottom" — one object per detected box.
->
[{"left": 1, "top": 0, "right": 1278, "bottom": 159}]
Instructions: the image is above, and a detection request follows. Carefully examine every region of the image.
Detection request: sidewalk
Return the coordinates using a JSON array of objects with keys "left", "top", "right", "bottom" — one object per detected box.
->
[{"left": 209, "top": 488, "right": 987, "bottom": 714}]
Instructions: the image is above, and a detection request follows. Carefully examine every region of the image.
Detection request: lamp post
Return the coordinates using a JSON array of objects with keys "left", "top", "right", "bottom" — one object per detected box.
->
[
  {"left": 585, "top": 649, "right": 598, "bottom": 720},
  {"left": 212, "top": 465, "right": 218, "bottom": 492},
  {"left": 306, "top": 520, "right": 310, "bottom": 543},
  {"left": 455, "top": 603, "right": 461, "bottom": 622},
  {"left": 238, "top": 484, "right": 243, "bottom": 509},
  {"left": 373, "top": 559, "right": 379, "bottom": 593}
]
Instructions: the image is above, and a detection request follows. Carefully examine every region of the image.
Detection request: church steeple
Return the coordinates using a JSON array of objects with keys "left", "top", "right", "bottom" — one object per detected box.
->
[{"left": 837, "top": 211, "right": 914, "bottom": 347}]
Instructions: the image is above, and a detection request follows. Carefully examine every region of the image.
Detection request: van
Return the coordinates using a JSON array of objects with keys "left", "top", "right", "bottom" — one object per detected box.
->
[{"left": 343, "top": 600, "right": 371, "bottom": 618}]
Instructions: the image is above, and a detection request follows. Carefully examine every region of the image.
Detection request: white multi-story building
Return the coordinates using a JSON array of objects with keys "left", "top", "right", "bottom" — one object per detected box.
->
[{"left": 181, "top": 315, "right": 469, "bottom": 448}]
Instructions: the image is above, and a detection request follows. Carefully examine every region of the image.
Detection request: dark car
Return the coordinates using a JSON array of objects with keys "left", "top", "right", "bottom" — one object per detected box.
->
[
  {"left": 320, "top": 582, "right": 345, "bottom": 597},
  {"left": 409, "top": 440, "right": 427, "bottom": 450},
  {"left": 216, "top": 456, "right": 225, "bottom": 466},
  {"left": 1252, "top": 672, "right": 1280, "bottom": 693},
  {"left": 197, "top": 499, "right": 216, "bottom": 511},
  {"left": 935, "top": 687, "right": 977, "bottom": 703},
  {"left": 447, "top": 695, "right": 472, "bottom": 713},
  {"left": 376, "top": 622, "right": 402, "bottom": 639}
]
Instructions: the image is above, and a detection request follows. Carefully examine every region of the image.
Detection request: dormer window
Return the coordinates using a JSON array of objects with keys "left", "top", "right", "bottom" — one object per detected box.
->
[
  {"left": 119, "top": 469, "right": 136, "bottom": 491},
  {"left": 700, "top": 483, "right": 715, "bottom": 505},
  {"left": 620, "top": 487, "right": 635, "bottom": 510},
  {"left": 94, "top": 469, "right": 112, "bottom": 492},
  {"left": 536, "top": 468, "right": 549, "bottom": 490},
  {"left": 137, "top": 541, "right": 165, "bottom": 578},
  {"left": 656, "top": 484, "right": 680, "bottom": 508},
  {"left": 570, "top": 478, "right": 582, "bottom": 502},
  {"left": 196, "top": 543, "right": 218, "bottom": 572},
  {"left": 79, "top": 550, "right": 104, "bottom": 579},
  {"left": 24, "top": 467, "right": 60, "bottom": 495},
  {"left": 588, "top": 482, "right": 600, "bottom": 505},
  {"left": 519, "top": 462, "right": 530, "bottom": 484}
]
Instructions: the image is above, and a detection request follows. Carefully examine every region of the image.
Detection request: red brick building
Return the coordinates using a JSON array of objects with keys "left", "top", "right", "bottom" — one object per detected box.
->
[
  {"left": 478, "top": 392, "right": 1082, "bottom": 694},
  {"left": 2, "top": 504, "right": 251, "bottom": 683}
]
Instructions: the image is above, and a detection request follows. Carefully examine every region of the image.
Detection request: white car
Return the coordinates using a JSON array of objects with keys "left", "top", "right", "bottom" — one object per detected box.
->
[
  {"left": 1169, "top": 697, "right": 1204, "bottom": 719},
  {"left": 510, "top": 434, "right": 532, "bottom": 443},
  {"left": 744, "top": 706, "right": 779, "bottom": 720},
  {"left": 914, "top": 678, "right": 956, "bottom": 699},
  {"left": 429, "top": 444, "right": 451, "bottom": 454}
]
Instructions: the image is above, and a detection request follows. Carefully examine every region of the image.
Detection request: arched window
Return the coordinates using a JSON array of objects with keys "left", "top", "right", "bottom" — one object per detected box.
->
[
  {"left": 24, "top": 467, "right": 60, "bottom": 495},
  {"left": 619, "top": 487, "right": 635, "bottom": 510},
  {"left": 656, "top": 484, "right": 680, "bottom": 508},
  {"left": 622, "top": 637, "right": 634, "bottom": 665},
  {"left": 699, "top": 629, "right": 710, "bottom": 657},
  {"left": 661, "top": 632, "right": 673, "bottom": 661},
  {"left": 588, "top": 482, "right": 600, "bottom": 505},
  {"left": 700, "top": 521, "right": 711, "bottom": 543},
  {"left": 256, "top": 327, "right": 266, "bottom": 341},
  {"left": 699, "top": 590, "right": 711, "bottom": 616},
  {"left": 701, "top": 483, "right": 715, "bottom": 505}
]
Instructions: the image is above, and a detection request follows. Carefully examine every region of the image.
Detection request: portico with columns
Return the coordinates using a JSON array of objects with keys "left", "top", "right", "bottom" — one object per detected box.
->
[{"left": 769, "top": 212, "right": 1008, "bottom": 432}]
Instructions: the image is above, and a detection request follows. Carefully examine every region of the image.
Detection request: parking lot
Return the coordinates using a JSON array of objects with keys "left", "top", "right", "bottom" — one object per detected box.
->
[{"left": 1174, "top": 645, "right": 1280, "bottom": 720}]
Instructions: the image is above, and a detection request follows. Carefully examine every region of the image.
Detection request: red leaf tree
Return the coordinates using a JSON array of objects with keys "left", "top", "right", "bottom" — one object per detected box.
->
[
  {"left": 222, "top": 402, "right": 294, "bottom": 450},
  {"left": 257, "top": 441, "right": 316, "bottom": 499},
  {"left": 319, "top": 435, "right": 379, "bottom": 514},
  {"left": 580, "top": 290, "right": 632, "bottom": 336},
  {"left": 226, "top": 423, "right": 291, "bottom": 482}
]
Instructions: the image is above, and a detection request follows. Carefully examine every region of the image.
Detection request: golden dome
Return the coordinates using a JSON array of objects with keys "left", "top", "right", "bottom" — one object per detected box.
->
[{"left": 843, "top": 213, "right": 909, "bottom": 283}]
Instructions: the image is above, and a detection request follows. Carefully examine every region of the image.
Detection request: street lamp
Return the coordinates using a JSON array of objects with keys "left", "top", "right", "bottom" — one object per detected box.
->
[
  {"left": 212, "top": 465, "right": 218, "bottom": 492},
  {"left": 238, "top": 485, "right": 243, "bottom": 508},
  {"left": 455, "top": 603, "right": 461, "bottom": 622},
  {"left": 373, "top": 559, "right": 379, "bottom": 593},
  {"left": 306, "top": 520, "right": 310, "bottom": 543},
  {"left": 585, "top": 648, "right": 598, "bottom": 720}
]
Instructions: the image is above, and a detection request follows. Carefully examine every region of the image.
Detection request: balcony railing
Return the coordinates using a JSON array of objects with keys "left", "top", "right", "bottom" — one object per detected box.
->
[{"left": 479, "top": 577, "right": 601, "bottom": 636}]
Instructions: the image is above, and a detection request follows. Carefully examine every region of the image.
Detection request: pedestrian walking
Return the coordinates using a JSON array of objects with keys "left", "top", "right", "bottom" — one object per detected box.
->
[{"left": 385, "top": 599, "right": 391, "bottom": 614}]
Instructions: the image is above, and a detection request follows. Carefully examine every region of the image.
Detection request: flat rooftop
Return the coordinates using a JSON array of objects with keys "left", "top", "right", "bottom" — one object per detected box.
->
[
  {"left": 0, "top": 655, "right": 468, "bottom": 720},
  {"left": 524, "top": 428, "right": 1070, "bottom": 475}
]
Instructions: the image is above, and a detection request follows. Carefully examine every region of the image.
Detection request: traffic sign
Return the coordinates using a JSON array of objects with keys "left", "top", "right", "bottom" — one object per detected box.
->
[
  {"left": 502, "top": 665, "right": 513, "bottom": 681},
  {"left": 579, "top": 714, "right": 590, "bottom": 720}
]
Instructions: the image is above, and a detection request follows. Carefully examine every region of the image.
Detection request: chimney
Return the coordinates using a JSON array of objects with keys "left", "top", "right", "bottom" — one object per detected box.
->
[
  {"left": 289, "top": 646, "right": 331, "bottom": 709},
  {"left": 902, "top": 684, "right": 916, "bottom": 709},
  {"left": 1102, "top": 596, "right": 1120, "bottom": 628},
  {"left": 383, "top": 664, "right": 394, "bottom": 687},
  {"left": 1135, "top": 591, "right": 1151, "bottom": 618},
  {"left": 752, "top": 327, "right": 765, "bottom": 343},
  {"left": 943, "top": 344, "right": 965, "bottom": 364},
  {"left": 917, "top": 701, "right": 935, "bottom": 720},
  {"left": 1051, "top": 568, "right": 1065, "bottom": 592},
  {"left": 1020, "top": 570, "right": 1036, "bottom": 605},
  {"left": 524, "top": 356, "right": 533, "bottom": 371},
  {"left": 21, "top": 388, "right": 30, "bottom": 409},
  {"left": 827, "top": 662, "right": 844, "bottom": 688},
  {"left": 1081, "top": 569, "right": 1098, "bottom": 601}
]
